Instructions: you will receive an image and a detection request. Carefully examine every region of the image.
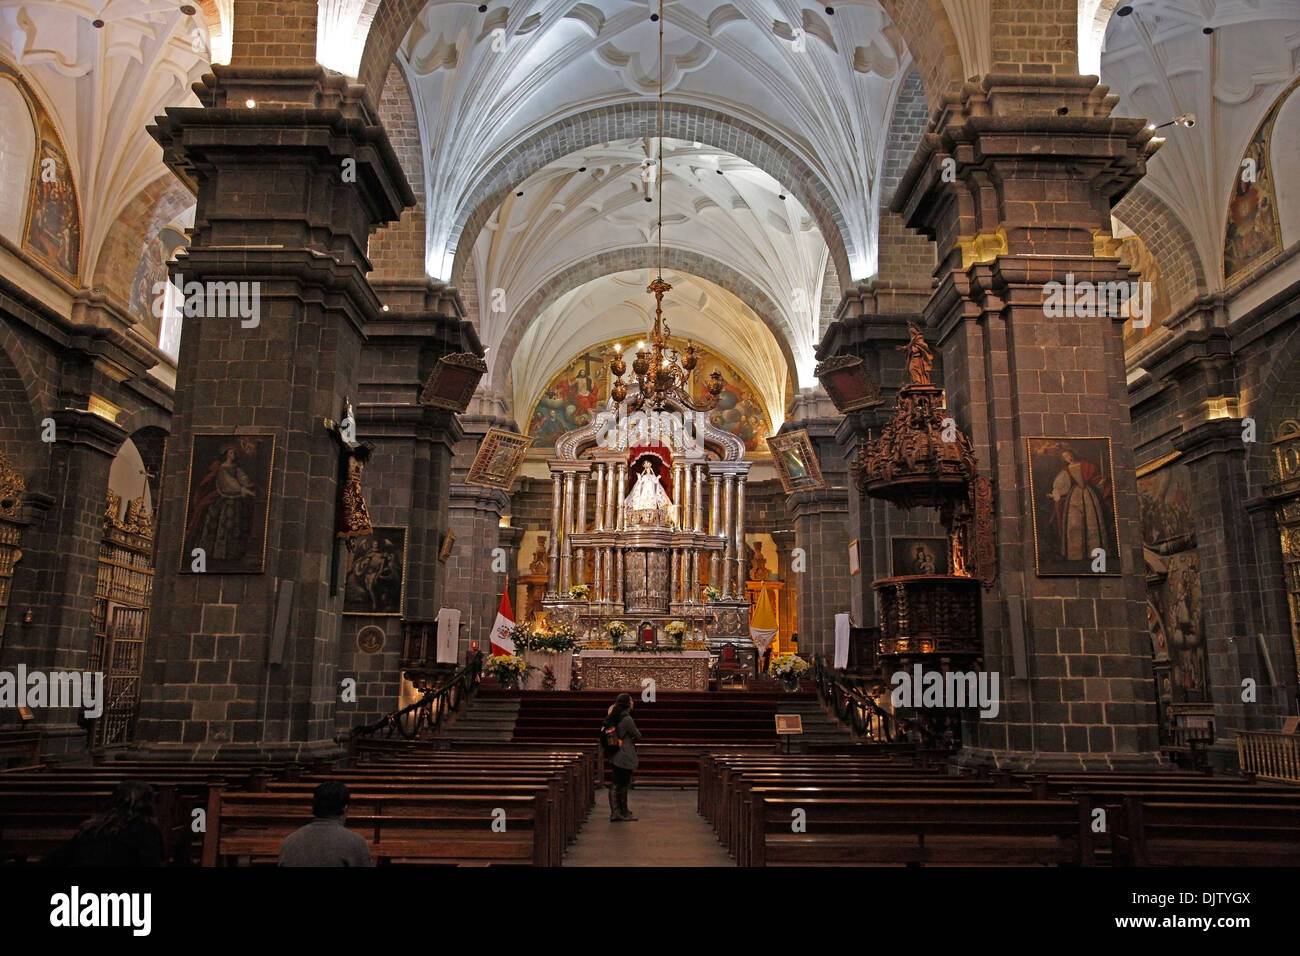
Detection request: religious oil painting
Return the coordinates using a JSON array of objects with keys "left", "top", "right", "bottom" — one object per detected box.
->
[
  {"left": 21, "top": 120, "right": 81, "bottom": 279},
  {"left": 180, "top": 435, "right": 275, "bottom": 573},
  {"left": 891, "top": 537, "right": 949, "bottom": 576},
  {"left": 343, "top": 527, "right": 408, "bottom": 616},
  {"left": 466, "top": 428, "right": 533, "bottom": 490},
  {"left": 1026, "top": 437, "right": 1120, "bottom": 576},
  {"left": 767, "top": 429, "right": 825, "bottom": 494},
  {"left": 527, "top": 339, "right": 770, "bottom": 452},
  {"left": 1223, "top": 79, "right": 1293, "bottom": 284}
]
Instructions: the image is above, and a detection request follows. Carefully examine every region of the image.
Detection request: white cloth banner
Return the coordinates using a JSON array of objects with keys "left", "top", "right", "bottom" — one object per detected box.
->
[
  {"left": 436, "top": 607, "right": 461, "bottom": 664},
  {"left": 833, "top": 613, "right": 851, "bottom": 670},
  {"left": 749, "top": 627, "right": 778, "bottom": 654}
]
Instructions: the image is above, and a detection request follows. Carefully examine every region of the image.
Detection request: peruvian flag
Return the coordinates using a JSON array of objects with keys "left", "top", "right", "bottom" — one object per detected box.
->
[{"left": 488, "top": 585, "right": 516, "bottom": 655}]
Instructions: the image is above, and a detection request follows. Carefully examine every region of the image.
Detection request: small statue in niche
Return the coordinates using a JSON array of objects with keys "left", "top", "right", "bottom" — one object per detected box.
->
[
  {"left": 748, "top": 541, "right": 770, "bottom": 581},
  {"left": 529, "top": 535, "right": 549, "bottom": 574}
]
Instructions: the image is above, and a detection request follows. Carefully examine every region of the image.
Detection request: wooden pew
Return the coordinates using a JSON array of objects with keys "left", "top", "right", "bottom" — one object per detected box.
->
[
  {"left": 747, "top": 796, "right": 1093, "bottom": 867},
  {"left": 1112, "top": 797, "right": 1300, "bottom": 866},
  {"left": 203, "top": 789, "right": 553, "bottom": 866}
]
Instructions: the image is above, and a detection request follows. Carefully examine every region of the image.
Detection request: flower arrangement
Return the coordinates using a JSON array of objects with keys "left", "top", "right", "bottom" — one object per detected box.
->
[
  {"left": 702, "top": 585, "right": 722, "bottom": 602},
  {"left": 665, "top": 621, "right": 687, "bottom": 638},
  {"left": 513, "top": 621, "right": 577, "bottom": 652},
  {"left": 484, "top": 653, "right": 529, "bottom": 686},
  {"left": 568, "top": 583, "right": 591, "bottom": 600},
  {"left": 769, "top": 653, "right": 810, "bottom": 681},
  {"left": 606, "top": 620, "right": 629, "bottom": 639}
]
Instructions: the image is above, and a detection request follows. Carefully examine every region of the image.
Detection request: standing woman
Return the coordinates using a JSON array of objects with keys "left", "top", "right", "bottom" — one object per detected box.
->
[{"left": 606, "top": 692, "right": 642, "bottom": 821}]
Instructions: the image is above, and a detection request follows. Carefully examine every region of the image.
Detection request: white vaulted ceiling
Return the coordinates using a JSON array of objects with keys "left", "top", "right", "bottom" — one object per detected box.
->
[
  {"left": 474, "top": 136, "right": 829, "bottom": 403},
  {"left": 397, "top": 0, "right": 913, "bottom": 286},
  {"left": 511, "top": 269, "right": 791, "bottom": 436},
  {"left": 1100, "top": 0, "right": 1300, "bottom": 291},
  {"left": 0, "top": 0, "right": 212, "bottom": 283}
]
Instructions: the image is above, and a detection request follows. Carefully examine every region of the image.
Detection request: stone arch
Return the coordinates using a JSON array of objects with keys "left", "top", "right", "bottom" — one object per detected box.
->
[
  {"left": 1113, "top": 183, "right": 1209, "bottom": 318},
  {"left": 355, "top": 0, "right": 967, "bottom": 158},
  {"left": 447, "top": 102, "right": 855, "bottom": 292},
  {"left": 1246, "top": 319, "right": 1300, "bottom": 496},
  {"left": 0, "top": 334, "right": 47, "bottom": 482},
  {"left": 90, "top": 175, "right": 195, "bottom": 326},
  {"left": 488, "top": 245, "right": 802, "bottom": 397}
]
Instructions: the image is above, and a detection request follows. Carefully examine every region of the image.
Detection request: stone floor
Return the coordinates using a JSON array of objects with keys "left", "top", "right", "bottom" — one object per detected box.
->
[{"left": 563, "top": 787, "right": 736, "bottom": 867}]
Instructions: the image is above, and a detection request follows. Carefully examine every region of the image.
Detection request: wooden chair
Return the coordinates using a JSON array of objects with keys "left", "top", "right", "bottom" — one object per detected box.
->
[{"left": 716, "top": 643, "right": 746, "bottom": 689}]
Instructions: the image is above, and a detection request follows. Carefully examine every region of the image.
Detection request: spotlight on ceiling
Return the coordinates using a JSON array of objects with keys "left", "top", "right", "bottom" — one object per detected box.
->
[
  {"left": 92, "top": 18, "right": 105, "bottom": 28},
  {"left": 825, "top": 5, "right": 836, "bottom": 14},
  {"left": 578, "top": 166, "right": 587, "bottom": 172},
  {"left": 516, "top": 190, "right": 524, "bottom": 197},
  {"left": 1151, "top": 112, "right": 1196, "bottom": 130},
  {"left": 478, "top": 4, "right": 487, "bottom": 11},
  {"left": 778, "top": 193, "right": 786, "bottom": 200},
  {"left": 245, "top": 99, "right": 256, "bottom": 108},
  {"left": 1117, "top": 5, "right": 1133, "bottom": 16},
  {"left": 180, "top": 4, "right": 197, "bottom": 15},
  {"left": 1202, "top": 26, "right": 1214, "bottom": 35}
]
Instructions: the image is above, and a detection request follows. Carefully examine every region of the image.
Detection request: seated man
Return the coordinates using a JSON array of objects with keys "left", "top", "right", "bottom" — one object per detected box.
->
[{"left": 278, "top": 781, "right": 373, "bottom": 867}]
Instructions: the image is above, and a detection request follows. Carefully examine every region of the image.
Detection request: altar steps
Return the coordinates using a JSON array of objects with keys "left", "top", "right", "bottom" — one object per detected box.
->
[
  {"left": 471, "top": 687, "right": 855, "bottom": 785},
  {"left": 437, "top": 697, "right": 520, "bottom": 744}
]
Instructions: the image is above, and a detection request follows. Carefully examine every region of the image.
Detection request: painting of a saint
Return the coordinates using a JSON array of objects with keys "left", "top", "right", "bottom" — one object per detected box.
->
[
  {"left": 891, "top": 537, "right": 949, "bottom": 576},
  {"left": 24, "top": 133, "right": 81, "bottom": 278},
  {"left": 343, "top": 528, "right": 407, "bottom": 616},
  {"left": 1027, "top": 438, "right": 1120, "bottom": 575},
  {"left": 1223, "top": 85, "right": 1288, "bottom": 284},
  {"left": 180, "top": 435, "right": 275, "bottom": 573}
]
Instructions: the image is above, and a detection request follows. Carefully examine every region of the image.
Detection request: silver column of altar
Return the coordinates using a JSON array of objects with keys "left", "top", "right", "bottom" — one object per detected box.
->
[
  {"left": 547, "top": 470, "right": 562, "bottom": 597},
  {"left": 693, "top": 464, "right": 704, "bottom": 533},
  {"left": 560, "top": 471, "right": 575, "bottom": 593},
  {"left": 721, "top": 473, "right": 736, "bottom": 599},
  {"left": 575, "top": 473, "right": 588, "bottom": 588},
  {"left": 592, "top": 464, "right": 604, "bottom": 600},
  {"left": 670, "top": 548, "right": 681, "bottom": 605},
  {"left": 735, "top": 474, "right": 747, "bottom": 593},
  {"left": 709, "top": 469, "right": 722, "bottom": 589},
  {"left": 615, "top": 461, "right": 627, "bottom": 531}
]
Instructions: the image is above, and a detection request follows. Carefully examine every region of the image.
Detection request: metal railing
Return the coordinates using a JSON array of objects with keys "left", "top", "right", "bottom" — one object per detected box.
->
[
  {"left": 1237, "top": 730, "right": 1300, "bottom": 783},
  {"left": 353, "top": 651, "right": 484, "bottom": 740},
  {"left": 812, "top": 656, "right": 952, "bottom": 749}
]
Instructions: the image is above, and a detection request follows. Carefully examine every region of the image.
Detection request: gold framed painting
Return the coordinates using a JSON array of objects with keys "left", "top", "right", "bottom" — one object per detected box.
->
[
  {"left": 767, "top": 429, "right": 826, "bottom": 494},
  {"left": 466, "top": 428, "right": 533, "bottom": 490},
  {"left": 343, "top": 527, "right": 408, "bottom": 616},
  {"left": 1026, "top": 437, "right": 1121, "bottom": 576},
  {"left": 179, "top": 434, "right": 275, "bottom": 573}
]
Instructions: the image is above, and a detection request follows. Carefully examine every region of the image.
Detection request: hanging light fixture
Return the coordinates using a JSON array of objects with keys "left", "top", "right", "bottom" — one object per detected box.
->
[{"left": 609, "top": 0, "right": 723, "bottom": 414}]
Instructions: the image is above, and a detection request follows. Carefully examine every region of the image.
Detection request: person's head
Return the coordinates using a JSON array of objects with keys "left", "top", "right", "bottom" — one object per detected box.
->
[
  {"left": 312, "top": 781, "right": 351, "bottom": 819},
  {"left": 82, "top": 779, "right": 156, "bottom": 838},
  {"left": 615, "top": 692, "right": 633, "bottom": 713}
]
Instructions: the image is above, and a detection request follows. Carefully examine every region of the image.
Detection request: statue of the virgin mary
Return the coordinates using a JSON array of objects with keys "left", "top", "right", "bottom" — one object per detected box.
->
[{"left": 625, "top": 460, "right": 675, "bottom": 528}]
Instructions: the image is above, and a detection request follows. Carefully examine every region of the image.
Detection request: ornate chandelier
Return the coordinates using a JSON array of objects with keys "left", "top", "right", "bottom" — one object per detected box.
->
[{"left": 608, "top": 0, "right": 723, "bottom": 414}]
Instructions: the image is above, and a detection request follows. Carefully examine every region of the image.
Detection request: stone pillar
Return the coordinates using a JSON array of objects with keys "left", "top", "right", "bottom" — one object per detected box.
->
[
  {"left": 891, "top": 73, "right": 1163, "bottom": 769},
  {"left": 721, "top": 474, "right": 736, "bottom": 599},
  {"left": 3, "top": 410, "right": 125, "bottom": 758},
  {"left": 135, "top": 67, "right": 446, "bottom": 758},
  {"left": 547, "top": 471, "right": 562, "bottom": 597},
  {"left": 735, "top": 475, "right": 747, "bottom": 593}
]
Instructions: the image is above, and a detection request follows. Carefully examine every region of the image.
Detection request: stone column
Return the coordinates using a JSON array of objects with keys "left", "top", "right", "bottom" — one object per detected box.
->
[
  {"left": 891, "top": 73, "right": 1162, "bottom": 769},
  {"left": 721, "top": 474, "right": 736, "bottom": 599},
  {"left": 735, "top": 475, "right": 748, "bottom": 593},
  {"left": 3, "top": 410, "right": 125, "bottom": 759},
  {"left": 135, "top": 67, "right": 450, "bottom": 758},
  {"left": 547, "top": 471, "right": 562, "bottom": 597}
]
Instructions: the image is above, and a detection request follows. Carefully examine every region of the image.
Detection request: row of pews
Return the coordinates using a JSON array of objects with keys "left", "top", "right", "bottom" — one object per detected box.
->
[
  {"left": 1, "top": 747, "right": 595, "bottom": 866},
  {"left": 699, "top": 752, "right": 1300, "bottom": 866}
]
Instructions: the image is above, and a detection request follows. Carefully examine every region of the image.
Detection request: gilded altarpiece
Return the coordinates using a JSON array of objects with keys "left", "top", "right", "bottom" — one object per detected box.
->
[{"left": 1265, "top": 421, "right": 1300, "bottom": 684}]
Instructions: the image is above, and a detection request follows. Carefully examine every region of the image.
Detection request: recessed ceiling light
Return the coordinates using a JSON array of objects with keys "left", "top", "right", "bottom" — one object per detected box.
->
[
  {"left": 825, "top": 5, "right": 835, "bottom": 14},
  {"left": 180, "top": 4, "right": 197, "bottom": 15},
  {"left": 92, "top": 18, "right": 105, "bottom": 28},
  {"left": 716, "top": 169, "right": 724, "bottom": 175},
  {"left": 778, "top": 194, "right": 786, "bottom": 200},
  {"left": 478, "top": 4, "right": 487, "bottom": 11},
  {"left": 650, "top": 13, "right": 659, "bottom": 22},
  {"left": 516, "top": 190, "right": 524, "bottom": 197},
  {"left": 1202, "top": 26, "right": 1214, "bottom": 35},
  {"left": 382, "top": 304, "right": 390, "bottom": 312},
  {"left": 578, "top": 166, "right": 587, "bottom": 172},
  {"left": 1117, "top": 5, "right": 1133, "bottom": 16},
  {"left": 245, "top": 99, "right": 256, "bottom": 108}
]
